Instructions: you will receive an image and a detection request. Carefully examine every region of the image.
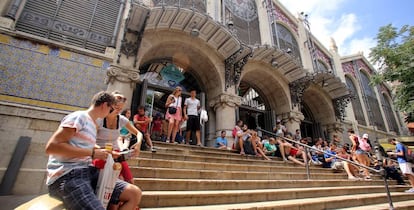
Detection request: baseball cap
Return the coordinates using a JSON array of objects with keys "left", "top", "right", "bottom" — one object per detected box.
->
[{"left": 362, "top": 133, "right": 369, "bottom": 139}]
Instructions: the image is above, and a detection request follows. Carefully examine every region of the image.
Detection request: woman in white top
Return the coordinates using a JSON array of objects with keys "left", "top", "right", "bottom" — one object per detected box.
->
[
  {"left": 96, "top": 92, "right": 143, "bottom": 184},
  {"left": 165, "top": 86, "right": 183, "bottom": 143}
]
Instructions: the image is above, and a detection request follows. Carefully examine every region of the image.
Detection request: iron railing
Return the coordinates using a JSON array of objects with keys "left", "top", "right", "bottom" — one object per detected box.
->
[{"left": 256, "top": 128, "right": 395, "bottom": 210}]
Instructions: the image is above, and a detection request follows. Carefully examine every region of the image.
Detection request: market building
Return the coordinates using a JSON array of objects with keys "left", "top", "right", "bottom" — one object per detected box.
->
[{"left": 0, "top": 0, "right": 406, "bottom": 194}]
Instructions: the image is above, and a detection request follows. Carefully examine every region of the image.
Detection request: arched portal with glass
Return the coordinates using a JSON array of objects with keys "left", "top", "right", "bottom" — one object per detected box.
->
[
  {"left": 237, "top": 81, "right": 273, "bottom": 132},
  {"left": 133, "top": 58, "right": 206, "bottom": 144}
]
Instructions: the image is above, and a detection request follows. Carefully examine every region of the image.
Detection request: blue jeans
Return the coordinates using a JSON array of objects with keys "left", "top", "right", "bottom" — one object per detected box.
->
[{"left": 48, "top": 167, "right": 127, "bottom": 210}]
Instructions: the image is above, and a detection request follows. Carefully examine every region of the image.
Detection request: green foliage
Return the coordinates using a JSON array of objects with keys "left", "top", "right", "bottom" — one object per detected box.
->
[{"left": 369, "top": 24, "right": 414, "bottom": 121}]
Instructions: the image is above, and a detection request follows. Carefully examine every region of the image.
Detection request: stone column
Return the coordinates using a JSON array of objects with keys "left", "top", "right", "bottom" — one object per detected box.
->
[
  {"left": 209, "top": 93, "right": 241, "bottom": 148},
  {"left": 279, "top": 110, "right": 304, "bottom": 135},
  {"left": 105, "top": 64, "right": 140, "bottom": 108}
]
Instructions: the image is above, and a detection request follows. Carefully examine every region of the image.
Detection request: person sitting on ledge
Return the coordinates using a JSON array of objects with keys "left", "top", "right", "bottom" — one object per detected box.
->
[{"left": 45, "top": 91, "right": 142, "bottom": 210}]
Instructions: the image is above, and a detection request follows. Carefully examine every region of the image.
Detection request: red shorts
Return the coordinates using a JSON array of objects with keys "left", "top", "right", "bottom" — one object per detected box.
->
[{"left": 289, "top": 148, "right": 299, "bottom": 157}]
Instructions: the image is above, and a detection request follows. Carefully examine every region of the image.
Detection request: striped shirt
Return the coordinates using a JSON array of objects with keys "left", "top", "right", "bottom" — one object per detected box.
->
[{"left": 46, "top": 111, "right": 97, "bottom": 185}]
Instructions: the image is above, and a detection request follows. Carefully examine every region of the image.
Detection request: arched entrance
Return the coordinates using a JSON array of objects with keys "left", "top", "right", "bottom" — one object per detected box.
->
[
  {"left": 238, "top": 61, "right": 292, "bottom": 133},
  {"left": 300, "top": 103, "right": 321, "bottom": 140},
  {"left": 132, "top": 58, "right": 205, "bottom": 145},
  {"left": 302, "top": 85, "right": 336, "bottom": 141},
  {"left": 132, "top": 29, "right": 228, "bottom": 144},
  {"left": 238, "top": 81, "right": 270, "bottom": 131}
]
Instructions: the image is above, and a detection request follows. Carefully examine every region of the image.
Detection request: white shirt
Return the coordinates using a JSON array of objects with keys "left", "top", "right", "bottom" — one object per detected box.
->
[{"left": 184, "top": 97, "right": 200, "bottom": 116}]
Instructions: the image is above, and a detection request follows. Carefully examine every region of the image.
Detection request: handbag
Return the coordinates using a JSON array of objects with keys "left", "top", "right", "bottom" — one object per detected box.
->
[
  {"left": 168, "top": 96, "right": 178, "bottom": 114},
  {"left": 168, "top": 107, "right": 177, "bottom": 114}
]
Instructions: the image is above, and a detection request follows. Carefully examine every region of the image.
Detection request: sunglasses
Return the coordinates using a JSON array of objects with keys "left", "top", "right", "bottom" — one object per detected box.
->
[{"left": 115, "top": 96, "right": 127, "bottom": 102}]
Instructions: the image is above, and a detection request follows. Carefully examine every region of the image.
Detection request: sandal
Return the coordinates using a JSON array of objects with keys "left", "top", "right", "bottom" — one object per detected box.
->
[{"left": 240, "top": 151, "right": 246, "bottom": 155}]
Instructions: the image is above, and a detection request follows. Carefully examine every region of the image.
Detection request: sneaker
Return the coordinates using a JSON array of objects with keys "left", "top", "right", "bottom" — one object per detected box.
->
[
  {"left": 405, "top": 188, "right": 414, "bottom": 193},
  {"left": 166, "top": 140, "right": 170, "bottom": 143},
  {"left": 173, "top": 142, "right": 178, "bottom": 144},
  {"left": 348, "top": 176, "right": 360, "bottom": 180},
  {"left": 151, "top": 147, "right": 157, "bottom": 152},
  {"left": 364, "top": 176, "right": 372, "bottom": 181}
]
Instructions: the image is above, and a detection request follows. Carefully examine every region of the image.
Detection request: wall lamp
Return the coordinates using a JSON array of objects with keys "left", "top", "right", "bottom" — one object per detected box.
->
[
  {"left": 190, "top": 21, "right": 199, "bottom": 37},
  {"left": 271, "top": 58, "right": 278, "bottom": 67}
]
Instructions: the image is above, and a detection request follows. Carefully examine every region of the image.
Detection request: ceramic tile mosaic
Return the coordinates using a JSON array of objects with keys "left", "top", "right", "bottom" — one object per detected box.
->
[{"left": 0, "top": 35, "right": 110, "bottom": 108}]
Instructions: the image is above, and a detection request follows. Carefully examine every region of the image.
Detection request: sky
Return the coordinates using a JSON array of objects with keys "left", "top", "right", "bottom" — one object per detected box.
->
[{"left": 278, "top": 0, "right": 414, "bottom": 58}]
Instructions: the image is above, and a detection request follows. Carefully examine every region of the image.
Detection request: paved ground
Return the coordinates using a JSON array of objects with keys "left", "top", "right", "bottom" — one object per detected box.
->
[{"left": 0, "top": 195, "right": 38, "bottom": 209}]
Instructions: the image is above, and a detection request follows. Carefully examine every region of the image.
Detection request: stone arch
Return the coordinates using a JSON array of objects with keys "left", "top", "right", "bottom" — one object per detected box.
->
[
  {"left": 318, "top": 59, "right": 329, "bottom": 72},
  {"left": 303, "top": 85, "right": 336, "bottom": 125},
  {"left": 240, "top": 61, "right": 291, "bottom": 114},
  {"left": 138, "top": 30, "right": 225, "bottom": 99}
]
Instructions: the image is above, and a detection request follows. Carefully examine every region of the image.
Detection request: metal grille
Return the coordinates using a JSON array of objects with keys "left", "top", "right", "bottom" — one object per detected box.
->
[
  {"left": 272, "top": 23, "right": 301, "bottom": 64},
  {"left": 360, "top": 72, "right": 386, "bottom": 131},
  {"left": 15, "top": 0, "right": 122, "bottom": 53},
  {"left": 224, "top": 0, "right": 261, "bottom": 46},
  {"left": 380, "top": 93, "right": 399, "bottom": 134},
  {"left": 346, "top": 77, "right": 367, "bottom": 125}
]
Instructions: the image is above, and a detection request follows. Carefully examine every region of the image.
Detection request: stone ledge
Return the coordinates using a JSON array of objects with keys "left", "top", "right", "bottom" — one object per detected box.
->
[{"left": 15, "top": 194, "right": 64, "bottom": 210}]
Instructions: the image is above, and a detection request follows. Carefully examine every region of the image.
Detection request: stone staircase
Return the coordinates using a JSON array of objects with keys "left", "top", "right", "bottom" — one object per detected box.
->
[{"left": 134, "top": 142, "right": 414, "bottom": 209}]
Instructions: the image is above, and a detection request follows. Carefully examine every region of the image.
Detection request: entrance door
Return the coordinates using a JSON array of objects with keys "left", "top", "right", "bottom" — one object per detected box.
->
[
  {"left": 300, "top": 103, "right": 323, "bottom": 142},
  {"left": 238, "top": 82, "right": 273, "bottom": 134}
]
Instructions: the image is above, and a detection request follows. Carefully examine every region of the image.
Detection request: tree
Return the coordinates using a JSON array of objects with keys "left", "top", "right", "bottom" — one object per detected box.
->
[{"left": 369, "top": 24, "right": 414, "bottom": 122}]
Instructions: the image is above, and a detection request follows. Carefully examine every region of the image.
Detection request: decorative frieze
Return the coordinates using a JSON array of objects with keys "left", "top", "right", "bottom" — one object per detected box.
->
[{"left": 342, "top": 61, "right": 355, "bottom": 78}]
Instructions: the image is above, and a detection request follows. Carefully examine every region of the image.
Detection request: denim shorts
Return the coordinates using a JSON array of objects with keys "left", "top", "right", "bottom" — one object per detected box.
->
[
  {"left": 355, "top": 149, "right": 367, "bottom": 155},
  {"left": 48, "top": 167, "right": 127, "bottom": 210}
]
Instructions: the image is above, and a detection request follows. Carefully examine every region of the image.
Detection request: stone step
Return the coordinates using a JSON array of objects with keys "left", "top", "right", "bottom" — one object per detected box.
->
[
  {"left": 137, "top": 151, "right": 310, "bottom": 168},
  {"left": 131, "top": 157, "right": 334, "bottom": 174},
  {"left": 134, "top": 178, "right": 394, "bottom": 191},
  {"left": 132, "top": 166, "right": 350, "bottom": 180},
  {"left": 337, "top": 199, "right": 414, "bottom": 210},
  {"left": 141, "top": 192, "right": 414, "bottom": 209},
  {"left": 153, "top": 142, "right": 238, "bottom": 154},
  {"left": 140, "top": 186, "right": 408, "bottom": 208}
]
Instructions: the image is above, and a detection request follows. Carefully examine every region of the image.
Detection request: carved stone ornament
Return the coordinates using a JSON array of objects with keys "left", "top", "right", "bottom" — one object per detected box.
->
[
  {"left": 120, "top": 40, "right": 139, "bottom": 59},
  {"left": 105, "top": 64, "right": 140, "bottom": 88},
  {"left": 289, "top": 74, "right": 313, "bottom": 108},
  {"left": 332, "top": 94, "right": 353, "bottom": 121},
  {"left": 209, "top": 93, "right": 242, "bottom": 111}
]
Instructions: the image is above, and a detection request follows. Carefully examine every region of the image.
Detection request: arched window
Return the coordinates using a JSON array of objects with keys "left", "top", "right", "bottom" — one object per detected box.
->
[
  {"left": 381, "top": 93, "right": 399, "bottom": 134},
  {"left": 224, "top": 0, "right": 261, "bottom": 45},
  {"left": 345, "top": 77, "right": 366, "bottom": 125},
  {"left": 360, "top": 71, "right": 386, "bottom": 131},
  {"left": 271, "top": 23, "right": 301, "bottom": 64}
]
